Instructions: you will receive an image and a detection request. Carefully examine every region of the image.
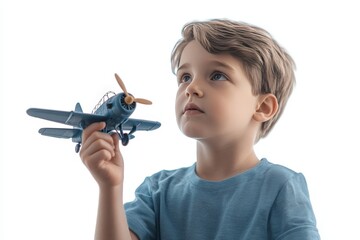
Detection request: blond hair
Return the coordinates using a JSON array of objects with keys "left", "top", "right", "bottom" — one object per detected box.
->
[{"left": 171, "top": 19, "right": 296, "bottom": 141}]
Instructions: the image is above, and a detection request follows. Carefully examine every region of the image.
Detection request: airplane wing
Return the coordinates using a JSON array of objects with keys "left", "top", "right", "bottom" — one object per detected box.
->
[
  {"left": 122, "top": 118, "right": 161, "bottom": 131},
  {"left": 27, "top": 108, "right": 108, "bottom": 129},
  {"left": 39, "top": 128, "right": 82, "bottom": 142}
]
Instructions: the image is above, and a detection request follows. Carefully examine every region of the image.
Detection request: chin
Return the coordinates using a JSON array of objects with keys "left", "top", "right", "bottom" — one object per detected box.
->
[
  {"left": 178, "top": 119, "right": 209, "bottom": 138},
  {"left": 180, "top": 128, "right": 206, "bottom": 139}
]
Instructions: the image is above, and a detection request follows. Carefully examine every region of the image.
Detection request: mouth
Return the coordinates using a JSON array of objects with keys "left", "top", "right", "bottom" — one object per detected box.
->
[{"left": 183, "top": 103, "right": 204, "bottom": 114}]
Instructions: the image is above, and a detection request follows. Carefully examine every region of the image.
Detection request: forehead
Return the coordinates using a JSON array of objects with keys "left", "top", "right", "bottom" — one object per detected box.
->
[{"left": 178, "top": 41, "right": 243, "bottom": 71}]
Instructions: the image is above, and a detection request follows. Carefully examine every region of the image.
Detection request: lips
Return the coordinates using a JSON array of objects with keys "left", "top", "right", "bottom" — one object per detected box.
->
[{"left": 183, "top": 103, "right": 204, "bottom": 114}]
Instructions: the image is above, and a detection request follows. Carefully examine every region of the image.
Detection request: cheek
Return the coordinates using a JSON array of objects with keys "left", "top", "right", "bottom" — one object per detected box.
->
[
  {"left": 209, "top": 96, "right": 254, "bottom": 125},
  {"left": 175, "top": 90, "right": 184, "bottom": 121},
  {"left": 210, "top": 98, "right": 233, "bottom": 117}
]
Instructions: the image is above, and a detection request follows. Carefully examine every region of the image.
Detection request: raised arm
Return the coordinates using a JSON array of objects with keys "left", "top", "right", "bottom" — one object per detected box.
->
[{"left": 80, "top": 122, "right": 138, "bottom": 240}]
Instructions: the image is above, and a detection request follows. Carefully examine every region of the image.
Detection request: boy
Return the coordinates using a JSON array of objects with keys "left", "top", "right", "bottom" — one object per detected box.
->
[{"left": 80, "top": 19, "right": 320, "bottom": 239}]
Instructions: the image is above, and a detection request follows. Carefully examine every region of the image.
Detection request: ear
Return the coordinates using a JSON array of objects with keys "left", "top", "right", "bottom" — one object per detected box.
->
[{"left": 253, "top": 94, "right": 278, "bottom": 122}]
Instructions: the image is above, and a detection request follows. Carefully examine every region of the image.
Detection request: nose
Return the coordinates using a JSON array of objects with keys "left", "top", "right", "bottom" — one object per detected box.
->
[{"left": 185, "top": 78, "right": 204, "bottom": 98}]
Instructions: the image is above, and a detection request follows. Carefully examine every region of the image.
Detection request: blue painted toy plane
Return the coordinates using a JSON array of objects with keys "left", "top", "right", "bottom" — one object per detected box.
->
[{"left": 27, "top": 73, "right": 161, "bottom": 153}]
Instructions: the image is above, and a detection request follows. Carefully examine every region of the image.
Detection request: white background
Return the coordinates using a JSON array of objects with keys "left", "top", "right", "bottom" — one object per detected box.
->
[{"left": 1, "top": 0, "right": 359, "bottom": 239}]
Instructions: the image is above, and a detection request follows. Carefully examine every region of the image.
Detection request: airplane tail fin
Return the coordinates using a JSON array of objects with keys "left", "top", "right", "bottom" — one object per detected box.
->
[{"left": 75, "top": 103, "right": 83, "bottom": 113}]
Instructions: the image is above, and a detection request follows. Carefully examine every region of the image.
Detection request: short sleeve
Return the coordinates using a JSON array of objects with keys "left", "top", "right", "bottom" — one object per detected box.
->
[
  {"left": 124, "top": 177, "right": 157, "bottom": 240},
  {"left": 269, "top": 173, "right": 320, "bottom": 240}
]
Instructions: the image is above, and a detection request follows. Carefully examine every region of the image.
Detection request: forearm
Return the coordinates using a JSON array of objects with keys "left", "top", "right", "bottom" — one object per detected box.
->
[{"left": 95, "top": 185, "right": 132, "bottom": 240}]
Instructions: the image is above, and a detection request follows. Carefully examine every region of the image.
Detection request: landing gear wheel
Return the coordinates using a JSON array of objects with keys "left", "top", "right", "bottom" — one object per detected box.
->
[
  {"left": 121, "top": 133, "right": 130, "bottom": 146},
  {"left": 75, "top": 143, "right": 81, "bottom": 153}
]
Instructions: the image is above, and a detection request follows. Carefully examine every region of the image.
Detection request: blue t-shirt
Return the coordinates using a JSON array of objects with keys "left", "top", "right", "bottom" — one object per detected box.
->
[{"left": 125, "top": 159, "right": 320, "bottom": 239}]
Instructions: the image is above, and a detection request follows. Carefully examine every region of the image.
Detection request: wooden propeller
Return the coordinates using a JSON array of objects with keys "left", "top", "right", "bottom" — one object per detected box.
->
[{"left": 114, "top": 73, "right": 152, "bottom": 105}]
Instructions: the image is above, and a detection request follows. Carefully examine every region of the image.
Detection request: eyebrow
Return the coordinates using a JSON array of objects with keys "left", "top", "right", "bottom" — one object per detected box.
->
[
  {"left": 176, "top": 63, "right": 190, "bottom": 73},
  {"left": 177, "top": 60, "right": 236, "bottom": 73}
]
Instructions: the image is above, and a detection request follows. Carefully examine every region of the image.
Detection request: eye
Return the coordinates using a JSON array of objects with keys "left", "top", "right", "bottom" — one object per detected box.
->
[
  {"left": 210, "top": 72, "right": 228, "bottom": 81},
  {"left": 178, "top": 74, "right": 192, "bottom": 84}
]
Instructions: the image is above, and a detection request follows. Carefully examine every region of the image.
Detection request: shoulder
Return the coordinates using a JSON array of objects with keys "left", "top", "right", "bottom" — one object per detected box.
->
[
  {"left": 263, "top": 159, "right": 303, "bottom": 182},
  {"left": 263, "top": 159, "right": 297, "bottom": 176},
  {"left": 259, "top": 159, "right": 309, "bottom": 194},
  {"left": 262, "top": 161, "right": 319, "bottom": 238}
]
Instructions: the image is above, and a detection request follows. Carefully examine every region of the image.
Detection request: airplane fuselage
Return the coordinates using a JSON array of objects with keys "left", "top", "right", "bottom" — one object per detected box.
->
[{"left": 94, "top": 93, "right": 136, "bottom": 132}]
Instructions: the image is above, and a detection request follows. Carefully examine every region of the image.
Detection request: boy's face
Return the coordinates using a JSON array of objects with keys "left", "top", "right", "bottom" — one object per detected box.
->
[{"left": 175, "top": 41, "right": 261, "bottom": 144}]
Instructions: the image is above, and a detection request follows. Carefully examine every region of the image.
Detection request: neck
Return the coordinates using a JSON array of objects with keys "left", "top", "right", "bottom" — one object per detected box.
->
[{"left": 195, "top": 139, "right": 259, "bottom": 181}]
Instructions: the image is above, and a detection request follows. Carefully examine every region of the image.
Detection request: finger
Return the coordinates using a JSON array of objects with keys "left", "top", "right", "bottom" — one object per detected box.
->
[
  {"left": 80, "top": 126, "right": 115, "bottom": 161},
  {"left": 83, "top": 137, "right": 116, "bottom": 159},
  {"left": 110, "top": 133, "right": 124, "bottom": 167},
  {"left": 111, "top": 132, "right": 120, "bottom": 150},
  {"left": 82, "top": 130, "right": 114, "bottom": 152},
  {"left": 82, "top": 122, "right": 106, "bottom": 142},
  {"left": 83, "top": 148, "right": 114, "bottom": 171},
  {"left": 80, "top": 142, "right": 115, "bottom": 170}
]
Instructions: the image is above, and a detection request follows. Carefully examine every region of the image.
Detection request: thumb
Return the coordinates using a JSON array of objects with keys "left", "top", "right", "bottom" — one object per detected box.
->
[{"left": 111, "top": 133, "right": 123, "bottom": 166}]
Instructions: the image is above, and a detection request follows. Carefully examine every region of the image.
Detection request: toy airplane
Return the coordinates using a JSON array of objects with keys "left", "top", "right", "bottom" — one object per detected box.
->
[{"left": 27, "top": 73, "right": 161, "bottom": 153}]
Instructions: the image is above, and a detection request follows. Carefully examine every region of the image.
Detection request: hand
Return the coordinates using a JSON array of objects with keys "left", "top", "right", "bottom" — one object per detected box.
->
[{"left": 80, "top": 122, "right": 124, "bottom": 188}]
